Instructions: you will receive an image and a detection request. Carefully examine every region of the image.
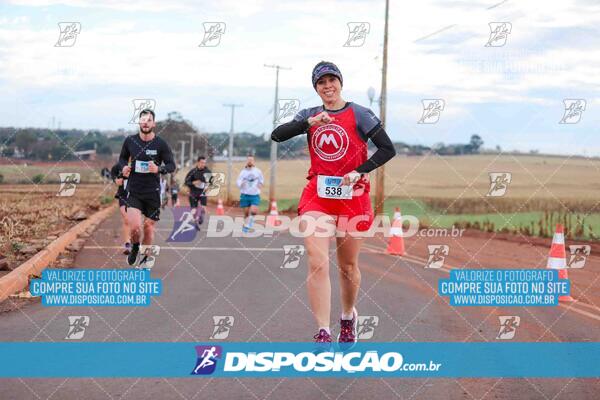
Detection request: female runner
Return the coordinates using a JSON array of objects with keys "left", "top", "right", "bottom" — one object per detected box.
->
[{"left": 271, "top": 61, "right": 396, "bottom": 344}]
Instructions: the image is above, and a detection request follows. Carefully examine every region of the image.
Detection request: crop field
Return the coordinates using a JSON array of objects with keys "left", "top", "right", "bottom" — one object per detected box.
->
[
  {"left": 0, "top": 159, "right": 111, "bottom": 184},
  {"left": 204, "top": 154, "right": 600, "bottom": 239},
  {"left": 0, "top": 184, "right": 113, "bottom": 270}
]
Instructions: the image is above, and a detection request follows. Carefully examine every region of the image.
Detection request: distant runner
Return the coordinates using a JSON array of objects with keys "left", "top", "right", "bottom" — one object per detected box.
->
[
  {"left": 169, "top": 175, "right": 180, "bottom": 207},
  {"left": 271, "top": 61, "right": 396, "bottom": 346},
  {"left": 110, "top": 163, "right": 130, "bottom": 255},
  {"left": 118, "top": 109, "right": 176, "bottom": 268},
  {"left": 236, "top": 155, "right": 264, "bottom": 233},
  {"left": 184, "top": 156, "right": 211, "bottom": 228},
  {"left": 160, "top": 175, "right": 168, "bottom": 209}
]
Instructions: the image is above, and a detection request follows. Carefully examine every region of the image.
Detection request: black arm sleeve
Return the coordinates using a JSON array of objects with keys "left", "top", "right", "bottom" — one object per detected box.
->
[
  {"left": 355, "top": 125, "right": 396, "bottom": 174},
  {"left": 271, "top": 119, "right": 310, "bottom": 142}
]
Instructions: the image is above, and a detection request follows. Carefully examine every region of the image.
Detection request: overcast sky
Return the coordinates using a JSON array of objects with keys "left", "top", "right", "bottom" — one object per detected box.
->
[{"left": 0, "top": 0, "right": 599, "bottom": 155}]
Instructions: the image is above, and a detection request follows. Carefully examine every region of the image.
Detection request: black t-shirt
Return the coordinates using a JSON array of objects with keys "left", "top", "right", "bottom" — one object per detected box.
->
[
  {"left": 185, "top": 167, "right": 212, "bottom": 195},
  {"left": 118, "top": 134, "right": 176, "bottom": 194}
]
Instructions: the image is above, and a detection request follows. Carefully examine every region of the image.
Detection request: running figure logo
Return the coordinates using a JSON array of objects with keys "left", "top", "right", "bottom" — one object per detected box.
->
[
  {"left": 425, "top": 245, "right": 449, "bottom": 269},
  {"left": 486, "top": 172, "right": 512, "bottom": 197},
  {"left": 199, "top": 22, "right": 226, "bottom": 47},
  {"left": 191, "top": 345, "right": 222, "bottom": 375},
  {"left": 418, "top": 99, "right": 445, "bottom": 124},
  {"left": 356, "top": 315, "right": 379, "bottom": 339},
  {"left": 210, "top": 316, "right": 234, "bottom": 340},
  {"left": 276, "top": 99, "right": 300, "bottom": 124},
  {"left": 65, "top": 316, "right": 89, "bottom": 340},
  {"left": 485, "top": 22, "right": 512, "bottom": 47},
  {"left": 344, "top": 22, "right": 370, "bottom": 47},
  {"left": 168, "top": 207, "right": 198, "bottom": 242},
  {"left": 57, "top": 173, "right": 80, "bottom": 197},
  {"left": 281, "top": 245, "right": 305, "bottom": 269},
  {"left": 203, "top": 172, "right": 225, "bottom": 197},
  {"left": 567, "top": 245, "right": 591, "bottom": 269},
  {"left": 559, "top": 99, "right": 586, "bottom": 124},
  {"left": 55, "top": 22, "right": 81, "bottom": 47},
  {"left": 138, "top": 245, "right": 160, "bottom": 269},
  {"left": 496, "top": 316, "right": 520, "bottom": 340},
  {"left": 129, "top": 99, "right": 156, "bottom": 124}
]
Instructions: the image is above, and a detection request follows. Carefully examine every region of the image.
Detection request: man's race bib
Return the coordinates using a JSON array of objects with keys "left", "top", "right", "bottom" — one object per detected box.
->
[
  {"left": 317, "top": 175, "right": 353, "bottom": 199},
  {"left": 134, "top": 160, "right": 150, "bottom": 173},
  {"left": 194, "top": 181, "right": 206, "bottom": 189}
]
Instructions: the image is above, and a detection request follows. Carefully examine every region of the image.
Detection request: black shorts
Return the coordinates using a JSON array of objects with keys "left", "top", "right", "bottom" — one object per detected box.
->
[
  {"left": 118, "top": 197, "right": 127, "bottom": 208},
  {"left": 171, "top": 193, "right": 178, "bottom": 202},
  {"left": 125, "top": 191, "right": 161, "bottom": 221},
  {"left": 189, "top": 194, "right": 207, "bottom": 208}
]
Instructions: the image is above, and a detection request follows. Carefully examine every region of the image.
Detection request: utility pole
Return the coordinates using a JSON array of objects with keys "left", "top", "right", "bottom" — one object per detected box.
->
[
  {"left": 187, "top": 132, "right": 195, "bottom": 162},
  {"left": 374, "top": 0, "right": 389, "bottom": 216},
  {"left": 178, "top": 140, "right": 186, "bottom": 169},
  {"left": 223, "top": 103, "right": 243, "bottom": 204},
  {"left": 264, "top": 63, "right": 290, "bottom": 207}
]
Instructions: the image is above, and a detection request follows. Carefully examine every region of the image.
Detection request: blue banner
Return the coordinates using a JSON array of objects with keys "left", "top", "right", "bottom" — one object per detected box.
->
[
  {"left": 0, "top": 342, "right": 597, "bottom": 378},
  {"left": 29, "top": 269, "right": 161, "bottom": 306},
  {"left": 439, "top": 269, "right": 570, "bottom": 306}
]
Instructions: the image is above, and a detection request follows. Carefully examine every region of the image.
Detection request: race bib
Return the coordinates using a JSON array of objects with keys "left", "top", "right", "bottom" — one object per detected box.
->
[
  {"left": 194, "top": 181, "right": 206, "bottom": 189},
  {"left": 317, "top": 175, "right": 353, "bottom": 199},
  {"left": 134, "top": 160, "right": 150, "bottom": 173}
]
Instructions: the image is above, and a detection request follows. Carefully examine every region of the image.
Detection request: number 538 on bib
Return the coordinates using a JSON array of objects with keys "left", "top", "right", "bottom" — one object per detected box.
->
[{"left": 317, "top": 175, "right": 353, "bottom": 199}]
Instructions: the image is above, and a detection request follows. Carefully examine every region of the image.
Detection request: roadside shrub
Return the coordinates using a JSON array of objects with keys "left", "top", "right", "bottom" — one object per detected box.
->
[{"left": 32, "top": 174, "right": 44, "bottom": 184}]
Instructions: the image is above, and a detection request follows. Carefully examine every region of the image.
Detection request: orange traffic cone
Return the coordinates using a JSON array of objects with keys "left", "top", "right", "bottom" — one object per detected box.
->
[
  {"left": 266, "top": 200, "right": 281, "bottom": 227},
  {"left": 216, "top": 198, "right": 225, "bottom": 216},
  {"left": 547, "top": 224, "right": 575, "bottom": 302},
  {"left": 386, "top": 207, "right": 405, "bottom": 256}
]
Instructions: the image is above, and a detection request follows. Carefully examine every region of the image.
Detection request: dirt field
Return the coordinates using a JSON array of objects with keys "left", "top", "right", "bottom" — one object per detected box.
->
[
  {"left": 0, "top": 184, "right": 114, "bottom": 272},
  {"left": 202, "top": 154, "right": 600, "bottom": 239},
  {"left": 0, "top": 159, "right": 114, "bottom": 184},
  {"left": 207, "top": 154, "right": 600, "bottom": 200}
]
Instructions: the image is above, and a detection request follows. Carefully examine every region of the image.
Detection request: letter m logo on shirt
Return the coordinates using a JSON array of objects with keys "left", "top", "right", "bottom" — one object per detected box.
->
[{"left": 318, "top": 133, "right": 339, "bottom": 149}]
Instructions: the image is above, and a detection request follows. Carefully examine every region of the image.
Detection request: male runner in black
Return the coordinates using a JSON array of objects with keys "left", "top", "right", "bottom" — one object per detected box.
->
[
  {"left": 184, "top": 156, "right": 211, "bottom": 227},
  {"left": 118, "top": 109, "right": 176, "bottom": 266}
]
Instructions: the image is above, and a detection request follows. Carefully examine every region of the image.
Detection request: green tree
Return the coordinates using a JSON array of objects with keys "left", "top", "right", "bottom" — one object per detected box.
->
[
  {"left": 15, "top": 131, "right": 37, "bottom": 156},
  {"left": 469, "top": 134, "right": 484, "bottom": 152}
]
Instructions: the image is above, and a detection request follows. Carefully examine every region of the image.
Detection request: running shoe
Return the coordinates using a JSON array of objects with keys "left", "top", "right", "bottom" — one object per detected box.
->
[
  {"left": 338, "top": 308, "right": 358, "bottom": 345},
  {"left": 123, "top": 242, "right": 131, "bottom": 255},
  {"left": 127, "top": 243, "right": 139, "bottom": 266},
  {"left": 137, "top": 255, "right": 149, "bottom": 269},
  {"left": 313, "top": 328, "right": 333, "bottom": 353},
  {"left": 197, "top": 207, "right": 205, "bottom": 225}
]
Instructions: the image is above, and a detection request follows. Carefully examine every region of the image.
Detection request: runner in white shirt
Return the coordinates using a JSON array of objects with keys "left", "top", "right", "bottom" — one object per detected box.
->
[{"left": 236, "top": 155, "right": 264, "bottom": 232}]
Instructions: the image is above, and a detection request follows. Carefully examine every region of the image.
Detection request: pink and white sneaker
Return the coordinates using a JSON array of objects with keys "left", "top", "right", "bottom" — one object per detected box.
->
[{"left": 338, "top": 308, "right": 358, "bottom": 345}]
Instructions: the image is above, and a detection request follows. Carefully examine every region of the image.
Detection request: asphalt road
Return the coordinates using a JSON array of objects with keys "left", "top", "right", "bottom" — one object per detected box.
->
[{"left": 1, "top": 207, "right": 599, "bottom": 399}]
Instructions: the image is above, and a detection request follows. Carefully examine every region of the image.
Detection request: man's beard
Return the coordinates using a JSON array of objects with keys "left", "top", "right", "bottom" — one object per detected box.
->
[
  {"left": 246, "top": 163, "right": 253, "bottom": 168},
  {"left": 140, "top": 126, "right": 153, "bottom": 134}
]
